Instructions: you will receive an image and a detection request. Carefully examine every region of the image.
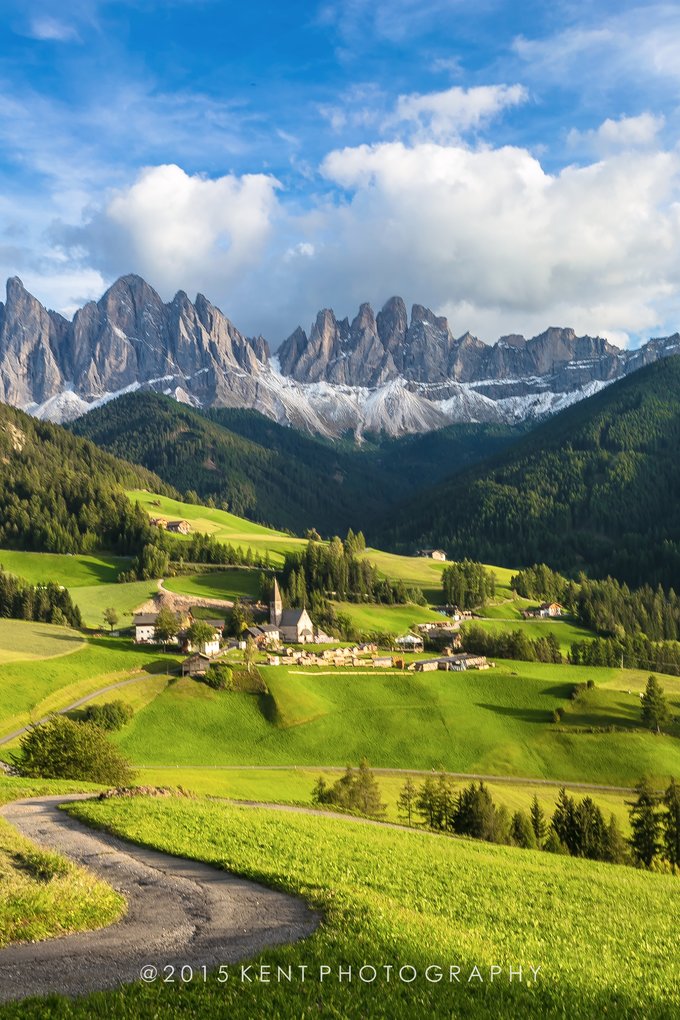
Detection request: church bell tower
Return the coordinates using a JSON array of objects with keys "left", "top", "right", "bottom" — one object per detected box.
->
[{"left": 270, "top": 577, "right": 283, "bottom": 626}]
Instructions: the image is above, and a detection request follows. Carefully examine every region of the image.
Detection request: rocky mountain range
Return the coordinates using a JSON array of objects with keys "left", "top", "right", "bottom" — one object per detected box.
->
[{"left": 0, "top": 274, "right": 678, "bottom": 438}]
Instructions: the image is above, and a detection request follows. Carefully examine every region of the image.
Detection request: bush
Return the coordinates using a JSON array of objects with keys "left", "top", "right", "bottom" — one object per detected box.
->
[
  {"left": 11, "top": 716, "right": 135, "bottom": 786},
  {"left": 82, "top": 701, "right": 134, "bottom": 731},
  {"left": 204, "top": 664, "right": 233, "bottom": 690}
]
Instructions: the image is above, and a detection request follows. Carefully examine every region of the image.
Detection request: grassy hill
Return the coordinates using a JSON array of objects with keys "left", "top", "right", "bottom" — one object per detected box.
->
[
  {"left": 112, "top": 661, "right": 680, "bottom": 786},
  {"left": 63, "top": 795, "right": 680, "bottom": 1019},
  {"left": 377, "top": 355, "right": 680, "bottom": 588},
  {"left": 69, "top": 392, "right": 524, "bottom": 534}
]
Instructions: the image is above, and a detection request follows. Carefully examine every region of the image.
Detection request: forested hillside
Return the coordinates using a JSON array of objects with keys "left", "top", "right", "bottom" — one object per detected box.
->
[
  {"left": 70, "top": 393, "right": 522, "bottom": 534},
  {"left": 377, "top": 355, "right": 680, "bottom": 588},
  {"left": 0, "top": 403, "right": 175, "bottom": 555}
]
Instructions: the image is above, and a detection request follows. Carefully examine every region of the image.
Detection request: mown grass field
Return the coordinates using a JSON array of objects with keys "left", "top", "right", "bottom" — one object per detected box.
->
[
  {"left": 163, "top": 569, "right": 261, "bottom": 602},
  {"left": 465, "top": 616, "right": 595, "bottom": 653},
  {"left": 0, "top": 620, "right": 85, "bottom": 663},
  {"left": 331, "top": 600, "right": 443, "bottom": 633},
  {"left": 136, "top": 765, "right": 634, "bottom": 830},
  {"left": 0, "top": 550, "right": 129, "bottom": 588},
  {"left": 0, "top": 636, "right": 181, "bottom": 745},
  {"left": 53, "top": 795, "right": 679, "bottom": 1019},
  {"left": 69, "top": 579, "right": 159, "bottom": 629},
  {"left": 113, "top": 662, "right": 680, "bottom": 785}
]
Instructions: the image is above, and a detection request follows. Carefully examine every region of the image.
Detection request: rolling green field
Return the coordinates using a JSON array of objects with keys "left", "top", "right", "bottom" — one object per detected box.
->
[
  {"left": 332, "top": 600, "right": 443, "bottom": 633},
  {"left": 466, "top": 616, "right": 595, "bottom": 653},
  {"left": 0, "top": 620, "right": 85, "bottom": 663},
  {"left": 55, "top": 795, "right": 679, "bottom": 1019},
  {"left": 113, "top": 662, "right": 680, "bottom": 785},
  {"left": 127, "top": 490, "right": 305, "bottom": 565},
  {"left": 136, "top": 765, "right": 634, "bottom": 830},
  {"left": 69, "top": 579, "right": 160, "bottom": 629},
  {"left": 0, "top": 549, "right": 130, "bottom": 587},
  {"left": 163, "top": 569, "right": 261, "bottom": 602},
  {"left": 0, "top": 636, "right": 181, "bottom": 744}
]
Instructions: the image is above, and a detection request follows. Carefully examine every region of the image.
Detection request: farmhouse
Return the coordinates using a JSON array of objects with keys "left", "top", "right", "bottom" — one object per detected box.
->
[
  {"left": 522, "top": 602, "right": 564, "bottom": 619},
  {"left": 166, "top": 519, "right": 192, "bottom": 535},
  {"left": 133, "top": 613, "right": 159, "bottom": 643},
  {"left": 246, "top": 623, "right": 280, "bottom": 648},
  {"left": 418, "top": 549, "right": 447, "bottom": 561}
]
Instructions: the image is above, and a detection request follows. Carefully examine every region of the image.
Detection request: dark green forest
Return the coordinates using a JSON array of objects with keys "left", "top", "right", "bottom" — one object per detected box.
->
[
  {"left": 69, "top": 392, "right": 522, "bottom": 535},
  {"left": 0, "top": 403, "right": 175, "bottom": 557},
  {"left": 377, "top": 355, "right": 680, "bottom": 588}
]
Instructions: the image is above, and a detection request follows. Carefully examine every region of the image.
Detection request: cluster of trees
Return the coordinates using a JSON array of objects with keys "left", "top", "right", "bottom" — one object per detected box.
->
[
  {"left": 0, "top": 569, "right": 82, "bottom": 628},
  {"left": 378, "top": 356, "right": 680, "bottom": 589},
  {"left": 463, "top": 624, "right": 562, "bottom": 663},
  {"left": 175, "top": 533, "right": 271, "bottom": 569},
  {"left": 511, "top": 563, "right": 575, "bottom": 606},
  {"left": 442, "top": 560, "right": 496, "bottom": 609},
  {"left": 11, "top": 715, "right": 134, "bottom": 786},
  {"left": 82, "top": 701, "right": 134, "bottom": 731},
  {"left": 627, "top": 777, "right": 680, "bottom": 870},
  {"left": 280, "top": 535, "right": 425, "bottom": 608},
  {"left": 203, "top": 663, "right": 234, "bottom": 690},
  {"left": 312, "top": 760, "right": 386, "bottom": 818}
]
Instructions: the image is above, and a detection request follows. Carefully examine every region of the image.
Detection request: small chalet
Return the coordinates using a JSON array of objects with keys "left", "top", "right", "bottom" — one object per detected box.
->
[
  {"left": 246, "top": 623, "right": 280, "bottom": 648},
  {"left": 166, "top": 519, "right": 191, "bottom": 535},
  {"left": 522, "top": 602, "right": 563, "bottom": 619},
  {"left": 181, "top": 652, "right": 214, "bottom": 677},
  {"left": 418, "top": 549, "right": 447, "bottom": 562},
  {"left": 395, "top": 633, "right": 424, "bottom": 653},
  {"left": 133, "top": 613, "right": 159, "bottom": 643}
]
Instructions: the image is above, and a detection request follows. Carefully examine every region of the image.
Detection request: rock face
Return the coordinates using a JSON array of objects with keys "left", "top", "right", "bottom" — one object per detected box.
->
[{"left": 1, "top": 275, "right": 679, "bottom": 438}]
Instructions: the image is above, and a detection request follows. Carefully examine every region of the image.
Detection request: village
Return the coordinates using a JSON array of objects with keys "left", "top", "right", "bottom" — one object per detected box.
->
[{"left": 132, "top": 576, "right": 494, "bottom": 678}]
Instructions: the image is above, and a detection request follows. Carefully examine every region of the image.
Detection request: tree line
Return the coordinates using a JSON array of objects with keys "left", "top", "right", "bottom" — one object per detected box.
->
[
  {"left": 462, "top": 624, "right": 563, "bottom": 663},
  {"left": 0, "top": 568, "right": 82, "bottom": 628}
]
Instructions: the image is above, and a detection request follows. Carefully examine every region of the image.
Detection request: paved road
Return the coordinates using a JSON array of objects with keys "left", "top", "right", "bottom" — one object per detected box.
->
[
  {"left": 0, "top": 795, "right": 318, "bottom": 1003},
  {"left": 0, "top": 672, "right": 171, "bottom": 748}
]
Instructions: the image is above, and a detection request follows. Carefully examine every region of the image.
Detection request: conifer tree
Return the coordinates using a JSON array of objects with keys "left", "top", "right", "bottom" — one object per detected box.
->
[
  {"left": 530, "top": 794, "right": 548, "bottom": 846},
  {"left": 661, "top": 777, "right": 680, "bottom": 873},
  {"left": 628, "top": 777, "right": 661, "bottom": 868},
  {"left": 641, "top": 675, "right": 670, "bottom": 733}
]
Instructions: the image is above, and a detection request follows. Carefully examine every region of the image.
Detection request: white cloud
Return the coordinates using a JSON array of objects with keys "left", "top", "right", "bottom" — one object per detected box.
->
[
  {"left": 388, "top": 84, "right": 528, "bottom": 141},
  {"left": 568, "top": 113, "right": 665, "bottom": 155},
  {"left": 27, "top": 16, "right": 79, "bottom": 42},
  {"left": 63, "top": 164, "right": 281, "bottom": 305}
]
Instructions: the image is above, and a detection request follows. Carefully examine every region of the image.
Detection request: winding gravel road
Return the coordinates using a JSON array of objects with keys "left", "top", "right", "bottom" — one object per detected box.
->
[{"left": 0, "top": 796, "right": 319, "bottom": 1003}]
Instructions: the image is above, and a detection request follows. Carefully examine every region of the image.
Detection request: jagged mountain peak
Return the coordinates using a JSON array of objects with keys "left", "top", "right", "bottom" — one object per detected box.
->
[{"left": 1, "top": 274, "right": 680, "bottom": 440}]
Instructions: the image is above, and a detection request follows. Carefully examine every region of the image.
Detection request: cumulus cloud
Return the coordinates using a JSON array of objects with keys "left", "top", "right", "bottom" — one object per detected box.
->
[
  {"left": 568, "top": 113, "right": 665, "bottom": 155},
  {"left": 51, "top": 132, "right": 680, "bottom": 345},
  {"left": 62, "top": 164, "right": 282, "bottom": 305},
  {"left": 388, "top": 84, "right": 528, "bottom": 141}
]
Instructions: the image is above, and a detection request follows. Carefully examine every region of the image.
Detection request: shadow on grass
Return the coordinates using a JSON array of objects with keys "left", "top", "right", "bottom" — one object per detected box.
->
[{"left": 476, "top": 703, "right": 553, "bottom": 724}]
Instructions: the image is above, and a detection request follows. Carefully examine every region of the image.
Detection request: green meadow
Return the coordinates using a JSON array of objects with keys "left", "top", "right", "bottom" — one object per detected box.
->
[
  {"left": 0, "top": 619, "right": 85, "bottom": 663},
  {"left": 163, "top": 568, "right": 261, "bottom": 602},
  {"left": 52, "top": 795, "right": 679, "bottom": 1020},
  {"left": 69, "top": 579, "right": 160, "bottom": 629},
  {"left": 332, "top": 600, "right": 443, "bottom": 633},
  {"left": 0, "top": 549, "right": 129, "bottom": 587},
  {"left": 135, "top": 765, "right": 634, "bottom": 830},
  {"left": 466, "top": 616, "right": 595, "bottom": 653},
  {"left": 113, "top": 662, "right": 680, "bottom": 785},
  {"left": 0, "top": 635, "right": 180, "bottom": 745}
]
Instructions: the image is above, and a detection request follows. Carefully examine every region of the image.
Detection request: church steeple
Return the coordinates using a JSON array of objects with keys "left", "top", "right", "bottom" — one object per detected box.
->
[{"left": 270, "top": 577, "right": 282, "bottom": 626}]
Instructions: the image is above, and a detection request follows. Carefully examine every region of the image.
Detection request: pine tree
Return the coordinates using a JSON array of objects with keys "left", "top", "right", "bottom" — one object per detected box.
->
[
  {"left": 397, "top": 778, "right": 417, "bottom": 826},
  {"left": 551, "top": 788, "right": 577, "bottom": 854},
  {"left": 628, "top": 777, "right": 661, "bottom": 868},
  {"left": 530, "top": 794, "right": 548, "bottom": 846},
  {"left": 604, "top": 814, "right": 628, "bottom": 865},
  {"left": 641, "top": 674, "right": 670, "bottom": 733},
  {"left": 510, "top": 810, "right": 537, "bottom": 849},
  {"left": 661, "top": 777, "right": 680, "bottom": 873}
]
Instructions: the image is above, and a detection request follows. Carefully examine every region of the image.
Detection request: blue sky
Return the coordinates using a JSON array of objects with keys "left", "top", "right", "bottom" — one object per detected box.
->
[{"left": 1, "top": 1, "right": 680, "bottom": 346}]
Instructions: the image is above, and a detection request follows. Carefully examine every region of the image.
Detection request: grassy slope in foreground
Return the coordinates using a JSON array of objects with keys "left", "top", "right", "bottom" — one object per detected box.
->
[
  {"left": 60, "top": 796, "right": 679, "bottom": 1019},
  {"left": 0, "top": 778, "right": 122, "bottom": 948},
  {"left": 115, "top": 663, "right": 680, "bottom": 785}
]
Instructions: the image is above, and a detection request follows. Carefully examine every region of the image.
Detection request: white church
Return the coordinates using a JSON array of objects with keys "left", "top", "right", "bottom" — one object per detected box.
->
[{"left": 270, "top": 577, "right": 315, "bottom": 644}]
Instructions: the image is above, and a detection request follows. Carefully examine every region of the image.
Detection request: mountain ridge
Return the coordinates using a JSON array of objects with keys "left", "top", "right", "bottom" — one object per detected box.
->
[{"left": 1, "top": 273, "right": 679, "bottom": 437}]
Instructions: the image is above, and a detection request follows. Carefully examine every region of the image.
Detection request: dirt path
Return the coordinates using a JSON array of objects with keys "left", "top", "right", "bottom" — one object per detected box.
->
[{"left": 0, "top": 795, "right": 318, "bottom": 1003}]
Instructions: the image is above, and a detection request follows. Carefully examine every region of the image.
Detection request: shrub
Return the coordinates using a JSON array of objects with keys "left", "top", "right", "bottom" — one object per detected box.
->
[
  {"left": 11, "top": 716, "right": 135, "bottom": 786},
  {"left": 82, "top": 701, "right": 134, "bottom": 731},
  {"left": 204, "top": 664, "right": 233, "bottom": 690}
]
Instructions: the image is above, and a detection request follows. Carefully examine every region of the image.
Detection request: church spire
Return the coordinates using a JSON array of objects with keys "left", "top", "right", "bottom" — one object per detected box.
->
[{"left": 270, "top": 576, "right": 282, "bottom": 626}]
